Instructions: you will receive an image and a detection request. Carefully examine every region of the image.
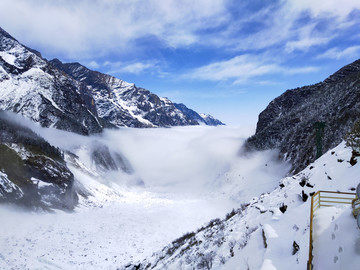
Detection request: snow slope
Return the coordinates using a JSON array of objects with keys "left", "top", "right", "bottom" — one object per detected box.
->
[
  {"left": 0, "top": 124, "right": 359, "bottom": 270},
  {"left": 121, "top": 141, "right": 360, "bottom": 270}
]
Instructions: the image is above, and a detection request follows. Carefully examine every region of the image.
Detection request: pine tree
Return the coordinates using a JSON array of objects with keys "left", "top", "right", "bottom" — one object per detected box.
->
[{"left": 345, "top": 120, "right": 360, "bottom": 152}]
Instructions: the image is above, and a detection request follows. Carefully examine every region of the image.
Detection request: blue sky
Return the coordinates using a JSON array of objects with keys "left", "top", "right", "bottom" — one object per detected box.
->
[{"left": 1, "top": 0, "right": 360, "bottom": 127}]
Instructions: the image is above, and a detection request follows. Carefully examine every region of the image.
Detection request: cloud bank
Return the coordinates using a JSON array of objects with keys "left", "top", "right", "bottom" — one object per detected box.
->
[
  {"left": 4, "top": 112, "right": 289, "bottom": 203},
  {"left": 186, "top": 54, "right": 318, "bottom": 85}
]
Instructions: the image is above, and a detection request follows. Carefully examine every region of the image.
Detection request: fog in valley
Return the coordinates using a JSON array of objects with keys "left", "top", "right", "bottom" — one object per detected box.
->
[{"left": 0, "top": 113, "right": 290, "bottom": 268}]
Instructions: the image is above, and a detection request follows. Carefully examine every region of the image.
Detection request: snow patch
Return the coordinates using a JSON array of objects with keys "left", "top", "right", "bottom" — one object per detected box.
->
[
  {"left": 0, "top": 171, "right": 23, "bottom": 197},
  {"left": 263, "top": 224, "right": 279, "bottom": 239},
  {"left": 0, "top": 51, "right": 16, "bottom": 66},
  {"left": 260, "top": 259, "right": 277, "bottom": 270}
]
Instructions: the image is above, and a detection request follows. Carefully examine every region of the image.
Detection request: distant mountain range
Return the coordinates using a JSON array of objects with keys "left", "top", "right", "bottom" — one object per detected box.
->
[
  {"left": 245, "top": 59, "right": 360, "bottom": 173},
  {"left": 0, "top": 27, "right": 224, "bottom": 135}
]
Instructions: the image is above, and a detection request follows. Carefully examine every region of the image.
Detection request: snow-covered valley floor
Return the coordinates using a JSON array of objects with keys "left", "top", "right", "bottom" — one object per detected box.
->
[
  {"left": 1, "top": 124, "right": 360, "bottom": 270},
  {"left": 0, "top": 191, "right": 233, "bottom": 269},
  {"left": 0, "top": 125, "right": 289, "bottom": 269}
]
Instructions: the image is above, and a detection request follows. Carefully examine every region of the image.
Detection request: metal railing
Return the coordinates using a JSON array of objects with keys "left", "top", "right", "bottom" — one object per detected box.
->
[
  {"left": 307, "top": 190, "right": 356, "bottom": 270},
  {"left": 352, "top": 198, "right": 360, "bottom": 217}
]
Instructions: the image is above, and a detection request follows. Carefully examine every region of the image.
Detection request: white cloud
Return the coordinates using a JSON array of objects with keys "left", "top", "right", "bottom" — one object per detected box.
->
[
  {"left": 284, "top": 23, "right": 335, "bottom": 53},
  {"left": 284, "top": 66, "right": 318, "bottom": 75},
  {"left": 162, "top": 88, "right": 247, "bottom": 100},
  {"left": 0, "top": 0, "right": 228, "bottom": 58},
  {"left": 316, "top": 46, "right": 360, "bottom": 60},
  {"left": 186, "top": 55, "right": 318, "bottom": 85},
  {"left": 0, "top": 0, "right": 358, "bottom": 81},
  {"left": 226, "top": 1, "right": 360, "bottom": 53},
  {"left": 281, "top": 0, "right": 360, "bottom": 53},
  {"left": 285, "top": 36, "right": 332, "bottom": 53},
  {"left": 288, "top": 0, "right": 360, "bottom": 19},
  {"left": 118, "top": 62, "right": 157, "bottom": 74},
  {"left": 103, "top": 60, "right": 160, "bottom": 75},
  {"left": 188, "top": 55, "right": 275, "bottom": 82},
  {"left": 88, "top": 61, "right": 100, "bottom": 69}
]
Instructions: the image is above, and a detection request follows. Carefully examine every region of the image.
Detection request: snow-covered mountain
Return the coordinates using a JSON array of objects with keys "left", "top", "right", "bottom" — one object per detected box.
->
[
  {"left": 121, "top": 141, "right": 360, "bottom": 270},
  {"left": 0, "top": 28, "right": 105, "bottom": 135},
  {"left": 49, "top": 59, "right": 202, "bottom": 128},
  {"left": 245, "top": 59, "right": 360, "bottom": 173},
  {"left": 0, "top": 27, "right": 223, "bottom": 135},
  {"left": 174, "top": 103, "right": 225, "bottom": 126}
]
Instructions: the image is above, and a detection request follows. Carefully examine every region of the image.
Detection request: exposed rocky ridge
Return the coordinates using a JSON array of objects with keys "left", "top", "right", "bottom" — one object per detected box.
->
[
  {"left": 0, "top": 111, "right": 78, "bottom": 209},
  {"left": 89, "top": 141, "right": 134, "bottom": 174},
  {"left": 174, "top": 103, "right": 225, "bottom": 126},
  {"left": 49, "top": 59, "right": 203, "bottom": 127},
  {"left": 199, "top": 113, "right": 225, "bottom": 126},
  {"left": 0, "top": 27, "right": 223, "bottom": 134},
  {"left": 0, "top": 28, "right": 105, "bottom": 135},
  {"left": 245, "top": 59, "right": 360, "bottom": 173}
]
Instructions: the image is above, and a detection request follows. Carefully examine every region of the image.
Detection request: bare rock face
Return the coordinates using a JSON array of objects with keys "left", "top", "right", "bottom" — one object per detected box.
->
[
  {"left": 0, "top": 112, "right": 78, "bottom": 210},
  {"left": 90, "top": 141, "right": 134, "bottom": 174},
  {"left": 245, "top": 59, "right": 360, "bottom": 173}
]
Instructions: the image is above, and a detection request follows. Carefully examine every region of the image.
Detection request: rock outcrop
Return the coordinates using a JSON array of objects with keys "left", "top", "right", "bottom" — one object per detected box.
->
[
  {"left": 245, "top": 59, "right": 360, "bottom": 173},
  {"left": 0, "top": 111, "right": 78, "bottom": 209}
]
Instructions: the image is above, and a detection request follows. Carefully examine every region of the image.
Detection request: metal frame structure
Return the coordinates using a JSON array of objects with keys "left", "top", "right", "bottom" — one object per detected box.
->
[{"left": 352, "top": 198, "right": 360, "bottom": 217}]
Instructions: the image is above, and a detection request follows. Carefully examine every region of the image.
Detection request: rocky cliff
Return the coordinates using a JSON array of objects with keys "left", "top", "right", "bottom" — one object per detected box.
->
[
  {"left": 0, "top": 111, "right": 78, "bottom": 209},
  {"left": 245, "top": 59, "right": 360, "bottom": 173}
]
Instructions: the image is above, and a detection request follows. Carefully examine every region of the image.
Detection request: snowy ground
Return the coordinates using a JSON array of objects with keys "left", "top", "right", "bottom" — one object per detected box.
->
[
  {"left": 0, "top": 125, "right": 290, "bottom": 270},
  {"left": 1, "top": 124, "right": 359, "bottom": 270},
  {"left": 0, "top": 194, "right": 232, "bottom": 269},
  {"left": 114, "top": 141, "right": 360, "bottom": 270},
  {"left": 313, "top": 206, "right": 360, "bottom": 270}
]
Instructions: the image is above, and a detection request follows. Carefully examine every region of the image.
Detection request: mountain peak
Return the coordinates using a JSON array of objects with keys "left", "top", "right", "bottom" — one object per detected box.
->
[
  {"left": 174, "top": 103, "right": 225, "bottom": 126},
  {"left": 0, "top": 27, "right": 16, "bottom": 40},
  {"left": 324, "top": 58, "right": 360, "bottom": 83}
]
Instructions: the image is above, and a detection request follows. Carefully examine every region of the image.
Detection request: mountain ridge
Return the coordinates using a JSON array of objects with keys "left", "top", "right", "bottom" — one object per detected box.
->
[
  {"left": 245, "top": 58, "right": 360, "bottom": 173},
  {"left": 0, "top": 27, "right": 223, "bottom": 135},
  {"left": 173, "top": 103, "right": 225, "bottom": 126}
]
